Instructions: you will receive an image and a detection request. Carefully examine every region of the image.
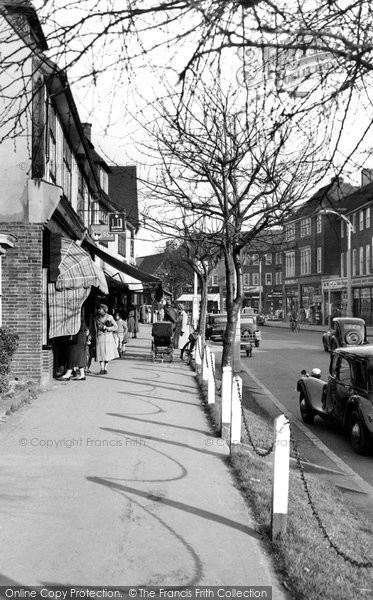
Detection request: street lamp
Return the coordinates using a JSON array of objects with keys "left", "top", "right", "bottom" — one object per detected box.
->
[{"left": 321, "top": 209, "right": 354, "bottom": 319}]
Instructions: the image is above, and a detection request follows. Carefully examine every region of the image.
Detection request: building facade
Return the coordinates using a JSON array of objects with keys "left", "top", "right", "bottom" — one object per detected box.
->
[{"left": 0, "top": 2, "right": 159, "bottom": 385}]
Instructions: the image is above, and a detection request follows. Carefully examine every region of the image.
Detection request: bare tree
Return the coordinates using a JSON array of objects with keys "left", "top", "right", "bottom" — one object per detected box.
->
[
  {"left": 2, "top": 1, "right": 373, "bottom": 177},
  {"left": 141, "top": 75, "right": 326, "bottom": 367}
]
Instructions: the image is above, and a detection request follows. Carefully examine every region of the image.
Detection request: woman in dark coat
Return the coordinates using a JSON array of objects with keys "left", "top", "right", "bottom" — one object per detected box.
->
[
  {"left": 58, "top": 323, "right": 88, "bottom": 381},
  {"left": 127, "top": 304, "right": 139, "bottom": 338}
]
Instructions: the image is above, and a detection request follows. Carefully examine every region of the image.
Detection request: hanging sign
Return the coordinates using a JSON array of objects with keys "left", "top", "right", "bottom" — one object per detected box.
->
[
  {"left": 90, "top": 224, "right": 115, "bottom": 242},
  {"left": 109, "top": 212, "right": 126, "bottom": 233}
]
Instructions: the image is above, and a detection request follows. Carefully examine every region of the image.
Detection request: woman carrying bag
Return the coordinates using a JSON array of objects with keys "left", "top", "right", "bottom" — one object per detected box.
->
[{"left": 95, "top": 304, "right": 118, "bottom": 374}]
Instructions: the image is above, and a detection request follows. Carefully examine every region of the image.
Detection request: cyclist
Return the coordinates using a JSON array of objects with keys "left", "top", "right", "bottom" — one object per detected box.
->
[{"left": 290, "top": 309, "right": 299, "bottom": 331}]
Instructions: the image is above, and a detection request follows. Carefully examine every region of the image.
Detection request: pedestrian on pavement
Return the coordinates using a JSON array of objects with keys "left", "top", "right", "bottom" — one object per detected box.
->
[
  {"left": 174, "top": 303, "right": 190, "bottom": 354},
  {"left": 113, "top": 311, "right": 128, "bottom": 357},
  {"left": 58, "top": 322, "right": 88, "bottom": 381},
  {"left": 95, "top": 304, "right": 118, "bottom": 374},
  {"left": 164, "top": 299, "right": 177, "bottom": 331},
  {"left": 127, "top": 304, "right": 139, "bottom": 338},
  {"left": 140, "top": 303, "right": 148, "bottom": 324}
]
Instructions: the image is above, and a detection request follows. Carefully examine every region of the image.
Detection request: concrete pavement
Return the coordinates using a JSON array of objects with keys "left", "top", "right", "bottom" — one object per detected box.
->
[{"left": 0, "top": 325, "right": 289, "bottom": 596}]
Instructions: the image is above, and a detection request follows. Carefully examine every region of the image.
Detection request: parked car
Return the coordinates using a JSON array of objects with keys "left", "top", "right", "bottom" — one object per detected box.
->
[
  {"left": 322, "top": 317, "right": 368, "bottom": 352},
  {"left": 205, "top": 312, "right": 261, "bottom": 354},
  {"left": 241, "top": 306, "right": 266, "bottom": 326},
  {"left": 297, "top": 346, "right": 373, "bottom": 454}
]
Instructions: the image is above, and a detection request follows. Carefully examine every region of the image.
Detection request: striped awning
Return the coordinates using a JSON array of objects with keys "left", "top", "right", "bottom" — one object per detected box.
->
[
  {"left": 56, "top": 238, "right": 108, "bottom": 294},
  {"left": 48, "top": 284, "right": 90, "bottom": 338}
]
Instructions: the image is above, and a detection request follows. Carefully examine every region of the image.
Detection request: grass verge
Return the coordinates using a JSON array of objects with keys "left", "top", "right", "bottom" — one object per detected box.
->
[{"left": 201, "top": 375, "right": 373, "bottom": 600}]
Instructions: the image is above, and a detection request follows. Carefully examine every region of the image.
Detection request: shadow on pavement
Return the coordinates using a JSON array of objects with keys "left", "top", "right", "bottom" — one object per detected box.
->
[{"left": 87, "top": 476, "right": 262, "bottom": 540}]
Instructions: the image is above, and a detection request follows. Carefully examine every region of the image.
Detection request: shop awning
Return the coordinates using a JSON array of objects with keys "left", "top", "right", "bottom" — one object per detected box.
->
[
  {"left": 176, "top": 293, "right": 220, "bottom": 302},
  {"left": 56, "top": 238, "right": 108, "bottom": 294},
  {"left": 48, "top": 284, "right": 91, "bottom": 338},
  {"left": 85, "top": 239, "right": 161, "bottom": 284}
]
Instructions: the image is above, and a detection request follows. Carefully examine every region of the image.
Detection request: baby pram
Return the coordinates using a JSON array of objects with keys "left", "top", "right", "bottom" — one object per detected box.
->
[{"left": 151, "top": 322, "right": 174, "bottom": 362}]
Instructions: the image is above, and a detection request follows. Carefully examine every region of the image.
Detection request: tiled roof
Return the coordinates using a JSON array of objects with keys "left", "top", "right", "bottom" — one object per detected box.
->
[
  {"left": 342, "top": 181, "right": 373, "bottom": 215},
  {"left": 109, "top": 166, "right": 139, "bottom": 231},
  {"left": 288, "top": 179, "right": 357, "bottom": 221},
  {"left": 136, "top": 253, "right": 165, "bottom": 275}
]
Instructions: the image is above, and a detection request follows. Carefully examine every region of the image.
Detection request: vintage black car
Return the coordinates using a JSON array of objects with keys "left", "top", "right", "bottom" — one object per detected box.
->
[
  {"left": 297, "top": 346, "right": 373, "bottom": 454},
  {"left": 205, "top": 312, "right": 261, "bottom": 355},
  {"left": 322, "top": 317, "right": 368, "bottom": 352}
]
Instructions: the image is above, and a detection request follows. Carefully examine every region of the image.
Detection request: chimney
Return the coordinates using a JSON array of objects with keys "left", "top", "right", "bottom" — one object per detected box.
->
[
  {"left": 82, "top": 122, "right": 92, "bottom": 141},
  {"left": 361, "top": 168, "right": 373, "bottom": 187}
]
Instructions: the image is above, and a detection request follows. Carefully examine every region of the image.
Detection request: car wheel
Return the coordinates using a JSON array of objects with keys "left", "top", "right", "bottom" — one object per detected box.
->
[
  {"left": 299, "top": 392, "right": 315, "bottom": 424},
  {"left": 345, "top": 330, "right": 363, "bottom": 345},
  {"left": 349, "top": 411, "right": 368, "bottom": 454}
]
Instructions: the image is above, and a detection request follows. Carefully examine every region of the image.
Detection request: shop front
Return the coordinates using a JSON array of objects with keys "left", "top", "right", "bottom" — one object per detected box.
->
[
  {"left": 352, "top": 276, "right": 373, "bottom": 326},
  {"left": 322, "top": 278, "right": 347, "bottom": 325},
  {"left": 300, "top": 283, "right": 323, "bottom": 325},
  {"left": 284, "top": 280, "right": 299, "bottom": 319}
]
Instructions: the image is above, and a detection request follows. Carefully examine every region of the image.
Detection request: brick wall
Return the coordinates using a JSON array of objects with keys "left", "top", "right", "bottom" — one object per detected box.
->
[{"left": 2, "top": 223, "right": 46, "bottom": 383}]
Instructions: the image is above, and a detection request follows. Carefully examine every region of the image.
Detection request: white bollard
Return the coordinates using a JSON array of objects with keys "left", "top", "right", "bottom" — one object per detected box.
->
[
  {"left": 271, "top": 414, "right": 290, "bottom": 539},
  {"left": 202, "top": 346, "right": 210, "bottom": 383},
  {"left": 195, "top": 335, "right": 202, "bottom": 372},
  {"left": 221, "top": 365, "right": 232, "bottom": 440},
  {"left": 230, "top": 375, "right": 242, "bottom": 449},
  {"left": 207, "top": 351, "right": 215, "bottom": 404}
]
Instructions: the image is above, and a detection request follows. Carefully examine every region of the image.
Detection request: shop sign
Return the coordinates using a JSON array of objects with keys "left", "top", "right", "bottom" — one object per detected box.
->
[
  {"left": 322, "top": 279, "right": 347, "bottom": 290},
  {"left": 352, "top": 276, "right": 373, "bottom": 286},
  {"left": 90, "top": 224, "right": 115, "bottom": 242},
  {"left": 361, "top": 288, "right": 371, "bottom": 298},
  {"left": 313, "top": 295, "right": 322, "bottom": 302},
  {"left": 285, "top": 279, "right": 297, "bottom": 285},
  {"left": 243, "top": 285, "right": 259, "bottom": 292},
  {"left": 109, "top": 212, "right": 126, "bottom": 232}
]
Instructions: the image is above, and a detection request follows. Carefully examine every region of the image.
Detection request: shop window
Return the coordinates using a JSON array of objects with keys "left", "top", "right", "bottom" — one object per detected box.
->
[
  {"left": 265, "top": 272, "right": 272, "bottom": 286},
  {"left": 275, "top": 271, "right": 282, "bottom": 285},
  {"left": 47, "top": 105, "right": 57, "bottom": 183},
  {"left": 285, "top": 252, "right": 295, "bottom": 277},
  {"left": 316, "top": 247, "right": 322, "bottom": 273},
  {"left": 285, "top": 223, "right": 295, "bottom": 241},
  {"left": 300, "top": 218, "right": 311, "bottom": 237},
  {"left": 118, "top": 233, "right": 126, "bottom": 257},
  {"left": 359, "top": 211, "right": 364, "bottom": 231},
  {"left": 366, "top": 244, "right": 371, "bottom": 274},
  {"left": 300, "top": 247, "right": 311, "bottom": 275},
  {"left": 63, "top": 137, "right": 72, "bottom": 201},
  {"left": 359, "top": 246, "right": 364, "bottom": 275}
]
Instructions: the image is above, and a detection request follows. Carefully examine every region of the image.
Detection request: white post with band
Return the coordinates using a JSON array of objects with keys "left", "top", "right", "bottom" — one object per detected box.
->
[
  {"left": 221, "top": 365, "right": 232, "bottom": 440},
  {"left": 230, "top": 375, "right": 242, "bottom": 450},
  {"left": 271, "top": 414, "right": 290, "bottom": 539},
  {"left": 207, "top": 351, "right": 215, "bottom": 404}
]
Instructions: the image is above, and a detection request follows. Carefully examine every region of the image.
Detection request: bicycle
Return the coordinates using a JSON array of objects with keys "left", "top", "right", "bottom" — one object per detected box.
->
[{"left": 181, "top": 329, "right": 200, "bottom": 363}]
